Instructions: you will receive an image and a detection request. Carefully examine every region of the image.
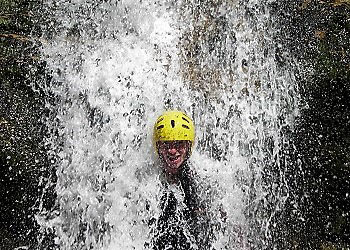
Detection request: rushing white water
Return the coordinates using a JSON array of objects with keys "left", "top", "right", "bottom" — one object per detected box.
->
[{"left": 37, "top": 0, "right": 299, "bottom": 249}]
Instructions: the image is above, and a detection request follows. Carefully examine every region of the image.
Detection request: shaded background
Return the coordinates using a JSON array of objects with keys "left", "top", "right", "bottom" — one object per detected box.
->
[
  {"left": 0, "top": 0, "right": 55, "bottom": 248},
  {"left": 0, "top": 0, "right": 349, "bottom": 249},
  {"left": 271, "top": 1, "right": 350, "bottom": 249}
]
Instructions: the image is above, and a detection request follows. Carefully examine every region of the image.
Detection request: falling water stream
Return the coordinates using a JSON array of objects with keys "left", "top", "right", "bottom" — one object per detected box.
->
[{"left": 37, "top": 0, "right": 299, "bottom": 249}]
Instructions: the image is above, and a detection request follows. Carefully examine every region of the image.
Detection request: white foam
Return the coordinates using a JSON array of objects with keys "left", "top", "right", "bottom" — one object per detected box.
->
[{"left": 38, "top": 0, "right": 299, "bottom": 249}]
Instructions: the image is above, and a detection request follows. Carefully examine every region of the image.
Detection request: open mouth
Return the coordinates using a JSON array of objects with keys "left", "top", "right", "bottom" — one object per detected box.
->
[{"left": 167, "top": 155, "right": 180, "bottom": 163}]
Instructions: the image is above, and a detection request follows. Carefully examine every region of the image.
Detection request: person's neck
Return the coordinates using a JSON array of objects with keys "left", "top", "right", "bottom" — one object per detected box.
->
[
  {"left": 163, "top": 162, "right": 189, "bottom": 184},
  {"left": 164, "top": 170, "right": 180, "bottom": 184}
]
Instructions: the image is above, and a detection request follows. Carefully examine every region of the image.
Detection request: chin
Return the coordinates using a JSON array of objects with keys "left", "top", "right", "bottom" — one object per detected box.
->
[{"left": 165, "top": 163, "right": 182, "bottom": 173}]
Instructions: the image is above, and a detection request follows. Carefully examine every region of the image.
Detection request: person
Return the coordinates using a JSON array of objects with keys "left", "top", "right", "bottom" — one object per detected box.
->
[{"left": 149, "top": 110, "right": 216, "bottom": 250}]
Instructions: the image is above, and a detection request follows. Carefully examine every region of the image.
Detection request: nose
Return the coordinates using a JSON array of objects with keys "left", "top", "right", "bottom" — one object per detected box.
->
[{"left": 167, "top": 147, "right": 177, "bottom": 154}]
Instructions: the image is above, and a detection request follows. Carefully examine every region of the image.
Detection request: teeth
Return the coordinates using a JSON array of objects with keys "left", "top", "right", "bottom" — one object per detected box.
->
[{"left": 169, "top": 155, "right": 179, "bottom": 161}]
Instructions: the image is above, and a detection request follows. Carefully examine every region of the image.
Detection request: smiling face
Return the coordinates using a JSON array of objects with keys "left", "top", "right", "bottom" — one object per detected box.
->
[{"left": 157, "top": 140, "right": 191, "bottom": 175}]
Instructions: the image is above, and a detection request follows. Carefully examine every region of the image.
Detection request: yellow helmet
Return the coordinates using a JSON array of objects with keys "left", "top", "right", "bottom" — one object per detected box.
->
[{"left": 153, "top": 110, "right": 195, "bottom": 151}]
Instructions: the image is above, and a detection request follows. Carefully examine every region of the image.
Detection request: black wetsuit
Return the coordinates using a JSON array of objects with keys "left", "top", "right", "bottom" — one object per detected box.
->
[{"left": 151, "top": 163, "right": 214, "bottom": 250}]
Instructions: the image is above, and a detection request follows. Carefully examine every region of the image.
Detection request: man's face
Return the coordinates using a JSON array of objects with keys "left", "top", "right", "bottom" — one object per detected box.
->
[{"left": 157, "top": 140, "right": 190, "bottom": 175}]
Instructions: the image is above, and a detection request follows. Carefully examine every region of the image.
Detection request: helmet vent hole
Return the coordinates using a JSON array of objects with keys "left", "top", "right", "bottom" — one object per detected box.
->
[
  {"left": 182, "top": 124, "right": 190, "bottom": 129},
  {"left": 157, "top": 118, "right": 164, "bottom": 124},
  {"left": 157, "top": 125, "right": 164, "bottom": 130},
  {"left": 171, "top": 120, "right": 175, "bottom": 128},
  {"left": 182, "top": 117, "right": 190, "bottom": 123}
]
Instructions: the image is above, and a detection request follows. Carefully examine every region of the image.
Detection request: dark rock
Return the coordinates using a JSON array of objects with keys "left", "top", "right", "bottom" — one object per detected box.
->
[
  {"left": 0, "top": 0, "right": 55, "bottom": 249},
  {"left": 271, "top": 1, "right": 350, "bottom": 248}
]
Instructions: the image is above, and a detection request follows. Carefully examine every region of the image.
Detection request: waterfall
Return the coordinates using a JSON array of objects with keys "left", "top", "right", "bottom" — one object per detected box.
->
[{"left": 37, "top": 0, "right": 299, "bottom": 249}]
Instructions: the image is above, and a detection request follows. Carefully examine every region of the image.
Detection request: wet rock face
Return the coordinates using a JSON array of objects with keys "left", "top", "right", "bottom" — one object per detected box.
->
[
  {"left": 0, "top": 0, "right": 54, "bottom": 248},
  {"left": 1, "top": 0, "right": 349, "bottom": 249},
  {"left": 272, "top": 0, "right": 350, "bottom": 248}
]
